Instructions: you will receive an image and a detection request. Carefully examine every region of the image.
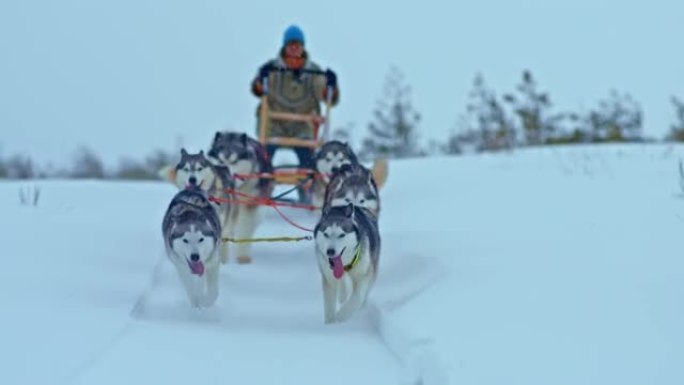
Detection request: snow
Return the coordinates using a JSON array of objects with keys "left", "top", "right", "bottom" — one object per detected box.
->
[{"left": 2, "top": 143, "right": 683, "bottom": 384}]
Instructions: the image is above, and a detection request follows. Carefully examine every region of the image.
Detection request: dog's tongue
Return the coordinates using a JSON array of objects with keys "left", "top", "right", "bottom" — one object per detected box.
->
[
  {"left": 188, "top": 260, "right": 205, "bottom": 276},
  {"left": 330, "top": 255, "right": 344, "bottom": 279}
]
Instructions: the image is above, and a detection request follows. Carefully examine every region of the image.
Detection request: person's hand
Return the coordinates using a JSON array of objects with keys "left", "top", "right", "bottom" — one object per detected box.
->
[
  {"left": 325, "top": 69, "right": 337, "bottom": 88},
  {"left": 259, "top": 63, "right": 273, "bottom": 80}
]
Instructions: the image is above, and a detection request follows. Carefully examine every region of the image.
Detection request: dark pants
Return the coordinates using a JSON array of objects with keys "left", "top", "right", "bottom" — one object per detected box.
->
[
  {"left": 265, "top": 145, "right": 314, "bottom": 169},
  {"left": 265, "top": 144, "right": 314, "bottom": 203}
]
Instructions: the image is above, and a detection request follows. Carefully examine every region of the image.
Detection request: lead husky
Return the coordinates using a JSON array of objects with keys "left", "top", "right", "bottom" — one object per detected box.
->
[
  {"left": 162, "top": 187, "right": 222, "bottom": 308},
  {"left": 312, "top": 141, "right": 360, "bottom": 211},
  {"left": 207, "top": 131, "right": 274, "bottom": 264},
  {"left": 314, "top": 203, "right": 380, "bottom": 323},
  {"left": 173, "top": 148, "right": 234, "bottom": 264}
]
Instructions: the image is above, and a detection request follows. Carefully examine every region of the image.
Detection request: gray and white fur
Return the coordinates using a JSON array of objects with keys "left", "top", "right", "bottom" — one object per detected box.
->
[
  {"left": 162, "top": 187, "right": 222, "bottom": 308},
  {"left": 207, "top": 131, "right": 275, "bottom": 263},
  {"left": 173, "top": 148, "right": 234, "bottom": 264},
  {"left": 323, "top": 163, "right": 381, "bottom": 219},
  {"left": 314, "top": 203, "right": 380, "bottom": 323},
  {"left": 312, "top": 140, "right": 360, "bottom": 212}
]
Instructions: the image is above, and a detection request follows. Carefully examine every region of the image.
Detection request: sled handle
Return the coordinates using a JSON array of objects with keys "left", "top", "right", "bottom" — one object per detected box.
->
[{"left": 321, "top": 85, "right": 333, "bottom": 141}]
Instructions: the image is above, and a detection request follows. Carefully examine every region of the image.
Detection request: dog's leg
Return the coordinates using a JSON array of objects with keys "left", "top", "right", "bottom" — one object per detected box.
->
[
  {"left": 312, "top": 183, "right": 325, "bottom": 216},
  {"left": 202, "top": 261, "right": 220, "bottom": 307},
  {"left": 337, "top": 275, "right": 350, "bottom": 305},
  {"left": 335, "top": 274, "right": 371, "bottom": 322},
  {"left": 322, "top": 278, "right": 337, "bottom": 324},
  {"left": 234, "top": 205, "right": 260, "bottom": 264},
  {"left": 175, "top": 262, "right": 202, "bottom": 308}
]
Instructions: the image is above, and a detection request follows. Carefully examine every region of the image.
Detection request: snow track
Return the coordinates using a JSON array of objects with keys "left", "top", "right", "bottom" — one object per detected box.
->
[{"left": 71, "top": 208, "right": 426, "bottom": 385}]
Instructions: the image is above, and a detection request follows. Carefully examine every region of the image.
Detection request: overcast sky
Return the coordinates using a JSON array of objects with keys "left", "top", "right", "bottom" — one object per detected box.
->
[{"left": 1, "top": 0, "right": 682, "bottom": 169}]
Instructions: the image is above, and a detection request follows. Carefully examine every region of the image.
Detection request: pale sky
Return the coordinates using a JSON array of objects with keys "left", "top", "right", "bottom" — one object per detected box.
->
[{"left": 1, "top": 0, "right": 682, "bottom": 169}]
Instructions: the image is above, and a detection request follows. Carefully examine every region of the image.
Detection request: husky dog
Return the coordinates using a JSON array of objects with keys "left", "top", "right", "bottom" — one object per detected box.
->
[
  {"left": 314, "top": 203, "right": 380, "bottom": 323},
  {"left": 312, "top": 141, "right": 360, "bottom": 211},
  {"left": 162, "top": 187, "right": 223, "bottom": 308},
  {"left": 173, "top": 148, "right": 234, "bottom": 264},
  {"left": 207, "top": 131, "right": 274, "bottom": 264},
  {"left": 323, "top": 163, "right": 381, "bottom": 218}
]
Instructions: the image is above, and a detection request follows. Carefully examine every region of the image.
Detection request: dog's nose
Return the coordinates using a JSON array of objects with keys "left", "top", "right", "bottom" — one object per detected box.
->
[
  {"left": 189, "top": 176, "right": 197, "bottom": 185},
  {"left": 331, "top": 166, "right": 340, "bottom": 173},
  {"left": 326, "top": 248, "right": 336, "bottom": 257},
  {"left": 190, "top": 253, "right": 200, "bottom": 262}
]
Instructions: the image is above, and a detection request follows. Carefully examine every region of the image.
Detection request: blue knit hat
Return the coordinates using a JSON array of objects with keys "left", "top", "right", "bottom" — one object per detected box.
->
[{"left": 282, "top": 25, "right": 305, "bottom": 47}]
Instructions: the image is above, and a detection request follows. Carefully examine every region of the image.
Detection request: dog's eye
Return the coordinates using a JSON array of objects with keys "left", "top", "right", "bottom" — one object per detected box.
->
[
  {"left": 199, "top": 237, "right": 204, "bottom": 243},
  {"left": 197, "top": 167, "right": 203, "bottom": 172},
  {"left": 183, "top": 239, "right": 189, "bottom": 244},
  {"left": 338, "top": 233, "right": 345, "bottom": 239},
  {"left": 323, "top": 233, "right": 330, "bottom": 238},
  {"left": 345, "top": 198, "right": 351, "bottom": 203},
  {"left": 359, "top": 199, "right": 366, "bottom": 204}
]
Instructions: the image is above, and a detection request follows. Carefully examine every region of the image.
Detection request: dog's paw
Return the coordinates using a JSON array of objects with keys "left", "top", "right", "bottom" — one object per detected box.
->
[
  {"left": 200, "top": 296, "right": 217, "bottom": 308},
  {"left": 334, "top": 307, "right": 356, "bottom": 323},
  {"left": 190, "top": 298, "right": 203, "bottom": 309},
  {"left": 237, "top": 255, "right": 252, "bottom": 264}
]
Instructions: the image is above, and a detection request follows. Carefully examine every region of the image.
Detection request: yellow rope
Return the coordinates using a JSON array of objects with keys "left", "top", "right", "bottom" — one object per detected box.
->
[{"left": 222, "top": 236, "right": 313, "bottom": 244}]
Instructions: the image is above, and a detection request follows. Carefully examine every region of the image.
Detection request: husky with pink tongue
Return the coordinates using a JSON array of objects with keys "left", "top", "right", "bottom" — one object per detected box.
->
[
  {"left": 162, "top": 187, "right": 223, "bottom": 308},
  {"left": 314, "top": 203, "right": 380, "bottom": 323}
]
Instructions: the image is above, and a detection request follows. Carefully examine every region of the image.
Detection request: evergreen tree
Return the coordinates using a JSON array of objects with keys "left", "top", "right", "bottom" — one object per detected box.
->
[{"left": 360, "top": 66, "right": 422, "bottom": 160}]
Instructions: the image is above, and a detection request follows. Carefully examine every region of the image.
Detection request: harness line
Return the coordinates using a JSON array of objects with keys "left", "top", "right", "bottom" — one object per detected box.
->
[{"left": 222, "top": 235, "right": 312, "bottom": 244}]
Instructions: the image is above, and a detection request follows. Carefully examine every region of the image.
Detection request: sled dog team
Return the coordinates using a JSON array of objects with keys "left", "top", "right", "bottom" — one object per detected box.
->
[{"left": 161, "top": 131, "right": 382, "bottom": 323}]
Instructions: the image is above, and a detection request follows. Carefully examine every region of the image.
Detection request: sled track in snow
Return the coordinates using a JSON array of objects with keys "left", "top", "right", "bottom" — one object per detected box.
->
[{"left": 126, "top": 209, "right": 451, "bottom": 384}]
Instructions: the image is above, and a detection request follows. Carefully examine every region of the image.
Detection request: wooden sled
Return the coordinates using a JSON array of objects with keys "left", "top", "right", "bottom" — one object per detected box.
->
[{"left": 257, "top": 80, "right": 388, "bottom": 195}]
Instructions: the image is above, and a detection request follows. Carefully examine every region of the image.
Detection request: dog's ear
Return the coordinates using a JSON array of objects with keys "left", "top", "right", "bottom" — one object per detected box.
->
[
  {"left": 347, "top": 148, "right": 359, "bottom": 164},
  {"left": 181, "top": 148, "right": 188, "bottom": 157},
  {"left": 199, "top": 149, "right": 205, "bottom": 157},
  {"left": 321, "top": 203, "right": 331, "bottom": 217},
  {"left": 240, "top": 133, "right": 248, "bottom": 146},
  {"left": 214, "top": 132, "right": 221, "bottom": 142}
]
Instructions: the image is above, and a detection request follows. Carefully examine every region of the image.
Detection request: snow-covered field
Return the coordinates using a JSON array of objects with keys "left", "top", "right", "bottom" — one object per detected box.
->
[{"left": 1, "top": 143, "right": 682, "bottom": 385}]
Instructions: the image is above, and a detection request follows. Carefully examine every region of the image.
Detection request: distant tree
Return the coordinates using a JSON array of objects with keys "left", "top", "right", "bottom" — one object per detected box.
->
[
  {"left": 463, "top": 73, "right": 516, "bottom": 152},
  {"left": 441, "top": 134, "right": 465, "bottom": 155},
  {"left": 115, "top": 158, "right": 155, "bottom": 180},
  {"left": 666, "top": 96, "right": 684, "bottom": 142},
  {"left": 360, "top": 66, "right": 423, "bottom": 160},
  {"left": 503, "top": 70, "right": 565, "bottom": 145},
  {"left": 115, "top": 148, "right": 177, "bottom": 180},
  {"left": 5, "top": 154, "right": 36, "bottom": 179},
  {"left": 436, "top": 114, "right": 473, "bottom": 155},
  {"left": 0, "top": 149, "right": 7, "bottom": 178},
  {"left": 144, "top": 148, "right": 177, "bottom": 176},
  {"left": 584, "top": 90, "right": 643, "bottom": 142},
  {"left": 69, "top": 146, "right": 106, "bottom": 179},
  {"left": 39, "top": 162, "right": 70, "bottom": 179}
]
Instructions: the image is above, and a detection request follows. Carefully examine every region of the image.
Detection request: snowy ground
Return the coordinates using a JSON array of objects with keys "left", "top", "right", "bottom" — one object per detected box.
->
[{"left": 1, "top": 143, "right": 683, "bottom": 384}]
